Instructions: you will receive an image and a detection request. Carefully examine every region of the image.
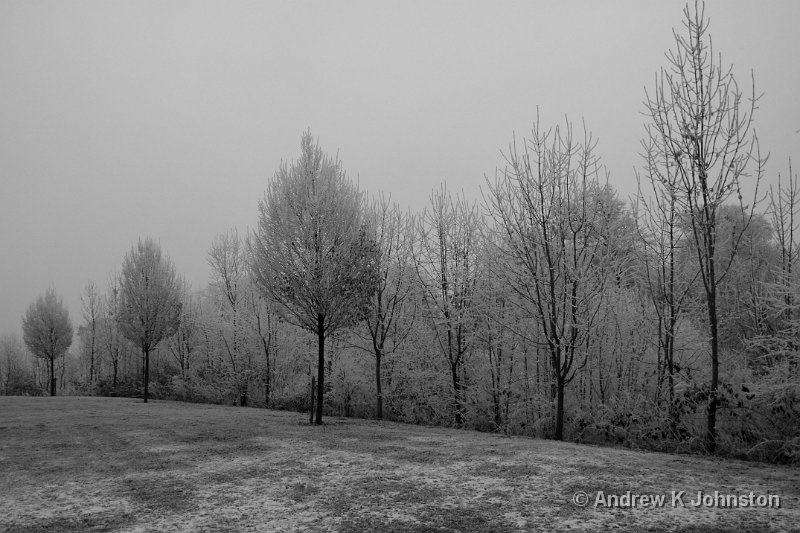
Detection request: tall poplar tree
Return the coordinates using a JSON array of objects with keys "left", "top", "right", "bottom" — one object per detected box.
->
[{"left": 642, "top": 1, "right": 764, "bottom": 452}]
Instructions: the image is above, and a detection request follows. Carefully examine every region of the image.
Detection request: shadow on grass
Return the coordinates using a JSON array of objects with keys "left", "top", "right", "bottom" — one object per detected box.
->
[
  {"left": 468, "top": 461, "right": 542, "bottom": 478},
  {"left": 3, "top": 513, "right": 137, "bottom": 533},
  {"left": 337, "top": 505, "right": 520, "bottom": 533},
  {"left": 121, "top": 476, "right": 197, "bottom": 513},
  {"left": 321, "top": 474, "right": 450, "bottom": 515},
  {"left": 201, "top": 458, "right": 306, "bottom": 484},
  {"left": 286, "top": 481, "right": 321, "bottom": 502}
]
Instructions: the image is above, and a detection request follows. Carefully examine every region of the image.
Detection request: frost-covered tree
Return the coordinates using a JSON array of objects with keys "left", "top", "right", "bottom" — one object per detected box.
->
[
  {"left": 22, "top": 288, "right": 73, "bottom": 396},
  {"left": 414, "top": 185, "right": 482, "bottom": 427},
  {"left": 208, "top": 228, "right": 253, "bottom": 405},
  {"left": 354, "top": 195, "right": 416, "bottom": 419},
  {"left": 1, "top": 333, "right": 37, "bottom": 395},
  {"left": 636, "top": 131, "right": 700, "bottom": 435},
  {"left": 117, "top": 238, "right": 182, "bottom": 403},
  {"left": 251, "top": 132, "right": 379, "bottom": 424},
  {"left": 472, "top": 235, "right": 526, "bottom": 432},
  {"left": 243, "top": 271, "right": 279, "bottom": 408},
  {"left": 167, "top": 279, "right": 200, "bottom": 379},
  {"left": 101, "top": 277, "right": 125, "bottom": 390},
  {"left": 484, "top": 115, "right": 613, "bottom": 440},
  {"left": 80, "top": 281, "right": 101, "bottom": 385},
  {"left": 642, "top": 1, "right": 765, "bottom": 452}
]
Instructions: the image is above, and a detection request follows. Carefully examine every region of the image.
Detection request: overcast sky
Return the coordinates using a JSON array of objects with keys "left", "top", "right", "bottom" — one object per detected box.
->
[{"left": 1, "top": 1, "right": 799, "bottom": 338}]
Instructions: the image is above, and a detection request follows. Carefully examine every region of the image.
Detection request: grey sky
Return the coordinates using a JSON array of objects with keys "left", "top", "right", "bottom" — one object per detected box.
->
[{"left": 1, "top": 1, "right": 799, "bottom": 338}]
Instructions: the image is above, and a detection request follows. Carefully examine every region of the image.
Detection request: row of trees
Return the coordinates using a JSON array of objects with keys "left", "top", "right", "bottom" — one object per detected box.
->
[
  {"left": 4, "top": 2, "right": 797, "bottom": 462},
  {"left": 17, "top": 238, "right": 183, "bottom": 403}
]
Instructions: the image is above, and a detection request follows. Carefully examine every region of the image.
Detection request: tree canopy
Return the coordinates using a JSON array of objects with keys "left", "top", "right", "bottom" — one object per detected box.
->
[
  {"left": 22, "top": 288, "right": 73, "bottom": 396},
  {"left": 117, "top": 237, "right": 182, "bottom": 402},
  {"left": 251, "top": 131, "right": 379, "bottom": 423}
]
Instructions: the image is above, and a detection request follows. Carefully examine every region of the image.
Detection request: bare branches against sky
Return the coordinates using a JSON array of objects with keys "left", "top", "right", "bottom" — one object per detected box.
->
[{"left": 1, "top": 1, "right": 799, "bottom": 336}]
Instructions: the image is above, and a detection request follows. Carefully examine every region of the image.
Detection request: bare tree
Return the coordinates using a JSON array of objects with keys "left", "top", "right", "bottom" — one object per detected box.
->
[
  {"left": 353, "top": 195, "right": 416, "bottom": 419},
  {"left": 769, "top": 159, "right": 798, "bottom": 323},
  {"left": 748, "top": 161, "right": 800, "bottom": 369},
  {"left": 22, "top": 288, "right": 73, "bottom": 396},
  {"left": 81, "top": 281, "right": 101, "bottom": 385},
  {"left": 102, "top": 276, "right": 124, "bottom": 390},
  {"left": 208, "top": 228, "right": 252, "bottom": 405},
  {"left": 484, "top": 115, "right": 612, "bottom": 440},
  {"left": 243, "top": 244, "right": 279, "bottom": 409},
  {"left": 117, "top": 238, "right": 183, "bottom": 403},
  {"left": 642, "top": 0, "right": 765, "bottom": 452},
  {"left": 1, "top": 333, "right": 36, "bottom": 395},
  {"left": 636, "top": 134, "right": 699, "bottom": 435},
  {"left": 414, "top": 185, "right": 482, "bottom": 427},
  {"left": 472, "top": 250, "right": 523, "bottom": 432},
  {"left": 168, "top": 279, "right": 199, "bottom": 379},
  {"left": 251, "top": 132, "right": 379, "bottom": 424}
]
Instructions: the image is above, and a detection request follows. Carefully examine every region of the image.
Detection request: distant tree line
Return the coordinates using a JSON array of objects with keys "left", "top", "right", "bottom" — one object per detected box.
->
[{"left": 2, "top": 2, "right": 797, "bottom": 464}]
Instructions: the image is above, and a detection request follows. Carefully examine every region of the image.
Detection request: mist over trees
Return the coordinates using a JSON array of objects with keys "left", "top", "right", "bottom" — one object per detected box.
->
[{"left": 4, "top": 2, "right": 798, "bottom": 463}]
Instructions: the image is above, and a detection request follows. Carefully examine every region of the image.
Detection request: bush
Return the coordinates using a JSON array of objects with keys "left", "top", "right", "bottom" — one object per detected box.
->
[
  {"left": 2, "top": 373, "right": 42, "bottom": 396},
  {"left": 270, "top": 390, "right": 311, "bottom": 413},
  {"left": 94, "top": 378, "right": 140, "bottom": 399}
]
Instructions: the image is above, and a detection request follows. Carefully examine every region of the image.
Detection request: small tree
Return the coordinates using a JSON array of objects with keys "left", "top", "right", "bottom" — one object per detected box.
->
[
  {"left": 81, "top": 281, "right": 101, "bottom": 385},
  {"left": 2, "top": 333, "right": 38, "bottom": 395},
  {"left": 167, "top": 279, "right": 199, "bottom": 380},
  {"left": 102, "top": 277, "right": 125, "bottom": 390},
  {"left": 22, "top": 288, "right": 73, "bottom": 396},
  {"left": 748, "top": 160, "right": 800, "bottom": 369},
  {"left": 117, "top": 238, "right": 183, "bottom": 403},
  {"left": 354, "top": 195, "right": 416, "bottom": 419},
  {"left": 243, "top": 262, "right": 279, "bottom": 408},
  {"left": 636, "top": 133, "right": 699, "bottom": 436},
  {"left": 413, "top": 185, "right": 482, "bottom": 427},
  {"left": 251, "top": 132, "right": 379, "bottom": 424},
  {"left": 769, "top": 159, "right": 798, "bottom": 327},
  {"left": 208, "top": 228, "right": 252, "bottom": 405}
]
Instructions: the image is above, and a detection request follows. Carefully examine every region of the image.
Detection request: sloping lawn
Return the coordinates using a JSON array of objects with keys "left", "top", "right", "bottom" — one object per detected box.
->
[{"left": 0, "top": 397, "right": 797, "bottom": 532}]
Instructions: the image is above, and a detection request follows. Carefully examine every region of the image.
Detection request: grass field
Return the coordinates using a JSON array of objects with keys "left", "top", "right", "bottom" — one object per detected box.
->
[{"left": 0, "top": 397, "right": 798, "bottom": 532}]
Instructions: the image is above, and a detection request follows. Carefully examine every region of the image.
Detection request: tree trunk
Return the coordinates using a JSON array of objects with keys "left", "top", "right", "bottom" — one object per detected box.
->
[
  {"left": 89, "top": 344, "right": 94, "bottom": 385},
  {"left": 375, "top": 351, "right": 383, "bottom": 420},
  {"left": 59, "top": 357, "right": 66, "bottom": 394},
  {"left": 262, "top": 337, "right": 271, "bottom": 408},
  {"left": 143, "top": 347, "right": 150, "bottom": 403},
  {"left": 450, "top": 361, "right": 464, "bottom": 427},
  {"left": 49, "top": 356, "right": 56, "bottom": 396},
  {"left": 554, "top": 375, "right": 565, "bottom": 441},
  {"left": 310, "top": 376, "right": 315, "bottom": 424},
  {"left": 524, "top": 348, "right": 531, "bottom": 431},
  {"left": 666, "top": 322, "right": 678, "bottom": 436},
  {"left": 89, "top": 322, "right": 95, "bottom": 385},
  {"left": 492, "top": 387, "right": 501, "bottom": 429},
  {"left": 706, "top": 292, "right": 719, "bottom": 453},
  {"left": 489, "top": 345, "right": 501, "bottom": 429},
  {"left": 504, "top": 351, "right": 514, "bottom": 426},
  {"left": 315, "top": 313, "right": 325, "bottom": 425}
]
